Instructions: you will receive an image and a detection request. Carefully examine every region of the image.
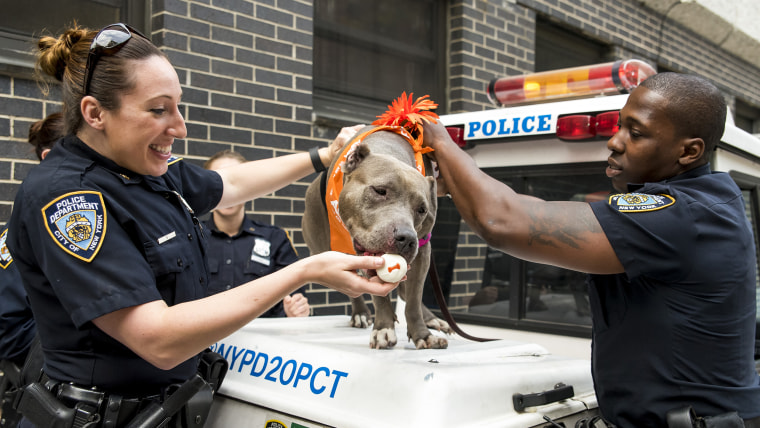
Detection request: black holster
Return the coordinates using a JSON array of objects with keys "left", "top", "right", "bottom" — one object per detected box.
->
[
  {"left": 13, "top": 381, "right": 101, "bottom": 428},
  {"left": 667, "top": 406, "right": 745, "bottom": 428},
  {"left": 196, "top": 348, "right": 227, "bottom": 393},
  {"left": 1, "top": 359, "right": 24, "bottom": 428},
  {"left": 125, "top": 374, "right": 210, "bottom": 428}
]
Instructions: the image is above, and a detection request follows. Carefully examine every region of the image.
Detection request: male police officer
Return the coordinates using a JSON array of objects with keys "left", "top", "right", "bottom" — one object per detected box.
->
[{"left": 422, "top": 73, "right": 760, "bottom": 426}]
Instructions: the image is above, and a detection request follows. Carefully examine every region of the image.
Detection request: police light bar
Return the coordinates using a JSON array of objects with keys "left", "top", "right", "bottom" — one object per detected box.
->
[{"left": 487, "top": 59, "right": 657, "bottom": 106}]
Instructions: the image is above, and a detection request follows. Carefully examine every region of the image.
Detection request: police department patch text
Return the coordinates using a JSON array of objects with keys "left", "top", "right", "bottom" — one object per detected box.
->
[{"left": 43, "top": 191, "right": 107, "bottom": 262}]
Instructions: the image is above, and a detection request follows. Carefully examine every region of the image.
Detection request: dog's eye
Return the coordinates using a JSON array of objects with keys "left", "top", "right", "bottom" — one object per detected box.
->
[
  {"left": 372, "top": 186, "right": 387, "bottom": 196},
  {"left": 417, "top": 206, "right": 427, "bottom": 215}
]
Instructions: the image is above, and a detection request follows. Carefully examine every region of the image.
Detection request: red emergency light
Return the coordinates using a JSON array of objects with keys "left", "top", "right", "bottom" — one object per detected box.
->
[
  {"left": 487, "top": 59, "right": 657, "bottom": 106},
  {"left": 556, "top": 110, "right": 620, "bottom": 141},
  {"left": 446, "top": 126, "right": 466, "bottom": 147},
  {"left": 594, "top": 111, "right": 620, "bottom": 137}
]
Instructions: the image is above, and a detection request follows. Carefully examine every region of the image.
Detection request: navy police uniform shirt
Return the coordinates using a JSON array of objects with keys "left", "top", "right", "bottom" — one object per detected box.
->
[
  {"left": 203, "top": 216, "right": 304, "bottom": 317},
  {"left": 6, "top": 135, "right": 223, "bottom": 397},
  {"left": 0, "top": 226, "right": 36, "bottom": 366},
  {"left": 588, "top": 164, "right": 760, "bottom": 426}
]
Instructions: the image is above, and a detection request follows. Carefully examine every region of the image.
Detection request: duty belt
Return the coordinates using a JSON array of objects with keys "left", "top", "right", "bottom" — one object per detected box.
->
[
  {"left": 53, "top": 381, "right": 163, "bottom": 428},
  {"left": 14, "top": 373, "right": 213, "bottom": 428},
  {"left": 667, "top": 406, "right": 760, "bottom": 428}
]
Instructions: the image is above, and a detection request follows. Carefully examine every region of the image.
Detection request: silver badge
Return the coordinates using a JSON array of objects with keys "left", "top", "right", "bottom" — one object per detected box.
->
[{"left": 251, "top": 238, "right": 271, "bottom": 266}]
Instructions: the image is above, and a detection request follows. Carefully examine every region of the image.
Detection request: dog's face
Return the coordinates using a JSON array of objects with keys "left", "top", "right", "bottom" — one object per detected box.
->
[{"left": 338, "top": 140, "right": 437, "bottom": 263}]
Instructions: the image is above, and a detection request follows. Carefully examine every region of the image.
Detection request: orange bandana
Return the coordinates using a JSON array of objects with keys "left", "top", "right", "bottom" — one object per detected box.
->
[{"left": 325, "top": 93, "right": 439, "bottom": 254}]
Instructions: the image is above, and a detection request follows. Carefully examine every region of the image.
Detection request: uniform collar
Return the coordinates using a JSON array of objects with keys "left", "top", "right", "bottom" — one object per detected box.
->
[
  {"left": 666, "top": 163, "right": 712, "bottom": 182},
  {"left": 209, "top": 215, "right": 259, "bottom": 238},
  {"left": 64, "top": 135, "right": 146, "bottom": 184},
  {"left": 626, "top": 163, "right": 712, "bottom": 192}
]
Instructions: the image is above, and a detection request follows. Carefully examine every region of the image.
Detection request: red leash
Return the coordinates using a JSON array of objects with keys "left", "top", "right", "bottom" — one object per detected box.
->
[{"left": 428, "top": 253, "right": 497, "bottom": 342}]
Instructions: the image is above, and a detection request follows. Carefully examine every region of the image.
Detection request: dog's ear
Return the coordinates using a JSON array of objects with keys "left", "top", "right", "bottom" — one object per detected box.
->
[{"left": 342, "top": 141, "right": 371, "bottom": 174}]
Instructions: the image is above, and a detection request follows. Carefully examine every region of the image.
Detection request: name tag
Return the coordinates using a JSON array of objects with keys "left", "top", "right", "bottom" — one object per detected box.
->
[{"left": 158, "top": 231, "right": 176, "bottom": 244}]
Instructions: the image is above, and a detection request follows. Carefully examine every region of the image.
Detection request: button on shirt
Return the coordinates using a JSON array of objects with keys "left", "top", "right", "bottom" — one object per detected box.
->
[
  {"left": 6, "top": 136, "right": 223, "bottom": 397},
  {"left": 203, "top": 216, "right": 304, "bottom": 317},
  {"left": 588, "top": 164, "right": 760, "bottom": 426}
]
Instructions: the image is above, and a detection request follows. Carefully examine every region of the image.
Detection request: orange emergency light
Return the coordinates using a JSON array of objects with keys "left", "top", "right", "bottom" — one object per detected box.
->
[{"left": 487, "top": 59, "right": 657, "bottom": 106}]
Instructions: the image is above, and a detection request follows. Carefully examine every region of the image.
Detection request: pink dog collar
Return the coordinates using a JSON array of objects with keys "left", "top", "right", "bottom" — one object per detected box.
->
[{"left": 419, "top": 233, "right": 432, "bottom": 247}]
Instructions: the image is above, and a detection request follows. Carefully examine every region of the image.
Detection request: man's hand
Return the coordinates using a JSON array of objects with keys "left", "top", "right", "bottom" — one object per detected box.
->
[
  {"left": 283, "top": 293, "right": 310, "bottom": 317},
  {"left": 422, "top": 120, "right": 454, "bottom": 155}
]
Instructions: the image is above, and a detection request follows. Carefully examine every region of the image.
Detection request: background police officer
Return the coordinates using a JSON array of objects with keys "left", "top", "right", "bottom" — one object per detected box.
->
[{"left": 203, "top": 150, "right": 309, "bottom": 318}]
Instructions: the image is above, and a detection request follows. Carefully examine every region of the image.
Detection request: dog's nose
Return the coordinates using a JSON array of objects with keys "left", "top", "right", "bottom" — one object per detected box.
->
[{"left": 394, "top": 227, "right": 418, "bottom": 256}]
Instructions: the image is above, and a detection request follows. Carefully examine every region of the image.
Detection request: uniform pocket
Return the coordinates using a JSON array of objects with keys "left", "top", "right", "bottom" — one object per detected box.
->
[
  {"left": 143, "top": 237, "right": 192, "bottom": 276},
  {"left": 143, "top": 237, "right": 195, "bottom": 304},
  {"left": 244, "top": 259, "right": 270, "bottom": 277}
]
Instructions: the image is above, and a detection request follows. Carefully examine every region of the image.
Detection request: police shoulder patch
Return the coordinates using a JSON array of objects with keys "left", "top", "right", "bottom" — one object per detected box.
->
[
  {"left": 0, "top": 228, "right": 13, "bottom": 269},
  {"left": 42, "top": 191, "right": 107, "bottom": 262},
  {"left": 608, "top": 193, "right": 675, "bottom": 213}
]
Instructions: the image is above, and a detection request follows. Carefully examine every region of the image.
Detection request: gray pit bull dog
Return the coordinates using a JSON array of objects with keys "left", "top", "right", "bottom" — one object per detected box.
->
[{"left": 302, "top": 126, "right": 452, "bottom": 349}]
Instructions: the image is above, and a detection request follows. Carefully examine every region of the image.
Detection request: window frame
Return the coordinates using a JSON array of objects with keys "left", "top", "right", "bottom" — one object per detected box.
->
[
  {"left": 312, "top": 0, "right": 447, "bottom": 127},
  {"left": 729, "top": 170, "right": 760, "bottom": 356},
  {"left": 438, "top": 161, "right": 609, "bottom": 339},
  {"left": 735, "top": 99, "right": 760, "bottom": 136},
  {"left": 0, "top": 0, "right": 148, "bottom": 79}
]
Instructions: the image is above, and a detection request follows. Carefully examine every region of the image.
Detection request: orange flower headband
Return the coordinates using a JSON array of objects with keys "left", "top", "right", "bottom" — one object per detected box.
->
[
  {"left": 371, "top": 92, "right": 438, "bottom": 174},
  {"left": 325, "top": 93, "right": 439, "bottom": 254}
]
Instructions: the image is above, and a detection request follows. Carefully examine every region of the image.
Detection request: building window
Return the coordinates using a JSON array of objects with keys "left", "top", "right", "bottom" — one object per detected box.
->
[
  {"left": 0, "top": 0, "right": 147, "bottom": 76},
  {"left": 733, "top": 173, "right": 760, "bottom": 357},
  {"left": 735, "top": 99, "right": 760, "bottom": 136},
  {"left": 535, "top": 17, "right": 610, "bottom": 72},
  {"left": 313, "top": 0, "right": 446, "bottom": 125},
  {"left": 448, "top": 163, "right": 609, "bottom": 337}
]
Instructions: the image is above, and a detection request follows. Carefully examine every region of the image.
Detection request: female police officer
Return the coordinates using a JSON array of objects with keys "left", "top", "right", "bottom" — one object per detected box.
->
[{"left": 6, "top": 23, "right": 396, "bottom": 427}]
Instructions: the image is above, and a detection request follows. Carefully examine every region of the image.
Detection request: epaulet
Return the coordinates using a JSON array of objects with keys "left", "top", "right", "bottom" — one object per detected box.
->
[{"left": 167, "top": 156, "right": 183, "bottom": 166}]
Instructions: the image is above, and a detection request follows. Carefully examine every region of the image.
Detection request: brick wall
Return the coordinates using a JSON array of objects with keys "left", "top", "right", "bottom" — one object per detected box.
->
[
  {"left": 447, "top": 0, "right": 760, "bottom": 113},
  {"left": 0, "top": 0, "right": 358, "bottom": 316},
  {"left": 1, "top": 0, "right": 759, "bottom": 315}
]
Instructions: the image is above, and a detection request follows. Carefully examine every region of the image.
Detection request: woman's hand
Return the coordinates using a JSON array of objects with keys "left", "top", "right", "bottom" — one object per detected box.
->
[
  {"left": 304, "top": 251, "right": 401, "bottom": 298},
  {"left": 320, "top": 124, "right": 365, "bottom": 167}
]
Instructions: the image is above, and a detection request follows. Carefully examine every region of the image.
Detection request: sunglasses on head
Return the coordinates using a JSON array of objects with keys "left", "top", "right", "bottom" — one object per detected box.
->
[{"left": 82, "top": 23, "right": 148, "bottom": 96}]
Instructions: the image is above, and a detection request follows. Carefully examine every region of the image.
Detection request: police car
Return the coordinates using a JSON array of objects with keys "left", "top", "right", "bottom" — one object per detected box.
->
[{"left": 206, "top": 61, "right": 760, "bottom": 428}]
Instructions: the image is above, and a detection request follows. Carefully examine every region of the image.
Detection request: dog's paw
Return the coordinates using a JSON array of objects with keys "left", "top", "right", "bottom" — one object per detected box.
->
[
  {"left": 426, "top": 318, "right": 453, "bottom": 334},
  {"left": 413, "top": 334, "right": 448, "bottom": 350},
  {"left": 349, "top": 313, "right": 372, "bottom": 328},
  {"left": 370, "top": 328, "right": 397, "bottom": 349}
]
